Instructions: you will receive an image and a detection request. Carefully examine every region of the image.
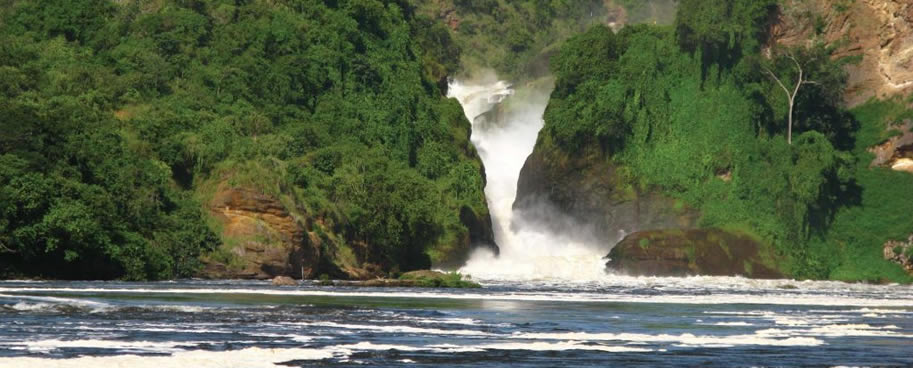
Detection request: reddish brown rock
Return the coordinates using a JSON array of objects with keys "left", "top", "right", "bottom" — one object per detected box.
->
[
  {"left": 204, "top": 186, "right": 320, "bottom": 280},
  {"left": 771, "top": 0, "right": 913, "bottom": 106}
]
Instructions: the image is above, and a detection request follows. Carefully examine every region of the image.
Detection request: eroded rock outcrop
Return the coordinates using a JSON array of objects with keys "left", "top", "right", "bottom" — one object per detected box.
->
[
  {"left": 605, "top": 229, "right": 782, "bottom": 278},
  {"left": 883, "top": 234, "right": 913, "bottom": 274},
  {"left": 868, "top": 119, "right": 913, "bottom": 173},
  {"left": 514, "top": 142, "right": 698, "bottom": 245},
  {"left": 203, "top": 186, "right": 320, "bottom": 280},
  {"left": 771, "top": 0, "right": 913, "bottom": 106}
]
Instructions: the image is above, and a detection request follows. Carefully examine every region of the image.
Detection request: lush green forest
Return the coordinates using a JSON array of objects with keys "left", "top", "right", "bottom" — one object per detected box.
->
[
  {"left": 415, "top": 0, "right": 606, "bottom": 80},
  {"left": 540, "top": 0, "right": 913, "bottom": 281},
  {"left": 1, "top": 0, "right": 910, "bottom": 282},
  {"left": 0, "top": 0, "right": 491, "bottom": 279}
]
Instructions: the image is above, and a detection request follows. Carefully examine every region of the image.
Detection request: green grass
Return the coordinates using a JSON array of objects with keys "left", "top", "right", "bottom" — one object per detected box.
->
[{"left": 813, "top": 100, "right": 913, "bottom": 283}]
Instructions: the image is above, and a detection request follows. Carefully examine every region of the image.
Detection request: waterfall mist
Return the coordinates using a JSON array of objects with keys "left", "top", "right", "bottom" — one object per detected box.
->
[{"left": 448, "top": 73, "right": 611, "bottom": 281}]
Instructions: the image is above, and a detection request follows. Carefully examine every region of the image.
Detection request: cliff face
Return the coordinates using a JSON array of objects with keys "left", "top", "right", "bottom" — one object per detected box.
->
[
  {"left": 201, "top": 182, "right": 496, "bottom": 279},
  {"left": 605, "top": 229, "right": 782, "bottom": 278},
  {"left": 202, "top": 187, "right": 321, "bottom": 280},
  {"left": 514, "top": 139, "right": 698, "bottom": 245},
  {"left": 771, "top": 0, "right": 913, "bottom": 106}
]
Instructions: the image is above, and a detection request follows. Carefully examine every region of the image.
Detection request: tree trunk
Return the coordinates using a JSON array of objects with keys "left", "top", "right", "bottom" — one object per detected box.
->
[{"left": 788, "top": 96, "right": 794, "bottom": 145}]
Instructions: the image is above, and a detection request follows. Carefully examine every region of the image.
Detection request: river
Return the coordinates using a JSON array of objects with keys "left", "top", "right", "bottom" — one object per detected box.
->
[
  {"left": 1, "top": 277, "right": 912, "bottom": 367},
  {"left": 3, "top": 77, "right": 911, "bottom": 367}
]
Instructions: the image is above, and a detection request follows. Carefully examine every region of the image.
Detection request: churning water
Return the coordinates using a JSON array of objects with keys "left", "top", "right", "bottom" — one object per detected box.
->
[
  {"left": 1, "top": 278, "right": 912, "bottom": 367},
  {"left": 2, "top": 76, "right": 912, "bottom": 367},
  {"left": 448, "top": 77, "right": 610, "bottom": 281}
]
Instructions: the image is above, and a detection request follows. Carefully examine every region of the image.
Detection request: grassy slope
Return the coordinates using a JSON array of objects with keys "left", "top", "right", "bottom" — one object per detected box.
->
[{"left": 819, "top": 100, "right": 913, "bottom": 282}]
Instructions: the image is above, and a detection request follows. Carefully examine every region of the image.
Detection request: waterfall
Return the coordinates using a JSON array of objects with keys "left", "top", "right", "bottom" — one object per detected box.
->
[{"left": 448, "top": 77, "right": 610, "bottom": 282}]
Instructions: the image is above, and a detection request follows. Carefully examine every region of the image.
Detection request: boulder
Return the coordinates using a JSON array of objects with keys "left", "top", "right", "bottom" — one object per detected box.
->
[
  {"left": 893, "top": 158, "right": 913, "bottom": 173},
  {"left": 605, "top": 229, "right": 782, "bottom": 278},
  {"left": 868, "top": 120, "right": 913, "bottom": 171},
  {"left": 271, "top": 276, "right": 297, "bottom": 286}
]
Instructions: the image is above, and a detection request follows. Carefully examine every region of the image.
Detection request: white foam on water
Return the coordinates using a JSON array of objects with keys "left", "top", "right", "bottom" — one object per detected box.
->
[
  {"left": 330, "top": 342, "right": 441, "bottom": 352},
  {"left": 9, "top": 301, "right": 56, "bottom": 312},
  {"left": 0, "top": 346, "right": 334, "bottom": 368},
  {"left": 408, "top": 317, "right": 483, "bottom": 326},
  {"left": 479, "top": 341, "right": 652, "bottom": 352},
  {"left": 806, "top": 324, "right": 913, "bottom": 338},
  {"left": 851, "top": 308, "right": 913, "bottom": 314},
  {"left": 140, "top": 305, "right": 207, "bottom": 313},
  {"left": 128, "top": 327, "right": 229, "bottom": 334},
  {"left": 368, "top": 316, "right": 488, "bottom": 327},
  {"left": 712, "top": 322, "right": 754, "bottom": 326},
  {"left": 447, "top": 78, "right": 612, "bottom": 282},
  {"left": 0, "top": 339, "right": 196, "bottom": 353},
  {"left": 0, "top": 293, "right": 111, "bottom": 313},
  {"left": 773, "top": 316, "right": 816, "bottom": 327},
  {"left": 241, "top": 332, "right": 327, "bottom": 343},
  {"left": 511, "top": 331, "right": 825, "bottom": 347},
  {"left": 3, "top": 285, "right": 912, "bottom": 307},
  {"left": 288, "top": 321, "right": 493, "bottom": 337}
]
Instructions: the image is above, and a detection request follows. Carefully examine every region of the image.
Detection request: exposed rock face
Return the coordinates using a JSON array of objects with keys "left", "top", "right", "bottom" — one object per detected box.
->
[
  {"left": 204, "top": 187, "right": 320, "bottom": 280},
  {"left": 894, "top": 158, "right": 913, "bottom": 173},
  {"left": 514, "top": 142, "right": 698, "bottom": 245},
  {"left": 883, "top": 234, "right": 913, "bottom": 274},
  {"left": 771, "top": 0, "right": 913, "bottom": 106},
  {"left": 869, "top": 120, "right": 913, "bottom": 167},
  {"left": 605, "top": 229, "right": 783, "bottom": 278},
  {"left": 867, "top": 0, "right": 913, "bottom": 92}
]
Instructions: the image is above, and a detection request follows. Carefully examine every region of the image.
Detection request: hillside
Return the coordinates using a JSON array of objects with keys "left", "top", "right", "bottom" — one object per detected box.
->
[
  {"left": 518, "top": 0, "right": 913, "bottom": 282},
  {"left": 0, "top": 0, "right": 494, "bottom": 280}
]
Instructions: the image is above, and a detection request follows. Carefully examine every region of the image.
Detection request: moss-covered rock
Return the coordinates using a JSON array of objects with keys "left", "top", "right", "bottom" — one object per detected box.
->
[
  {"left": 329, "top": 270, "right": 481, "bottom": 288},
  {"left": 605, "top": 229, "right": 783, "bottom": 278},
  {"left": 398, "top": 270, "right": 481, "bottom": 288},
  {"left": 515, "top": 137, "right": 699, "bottom": 243}
]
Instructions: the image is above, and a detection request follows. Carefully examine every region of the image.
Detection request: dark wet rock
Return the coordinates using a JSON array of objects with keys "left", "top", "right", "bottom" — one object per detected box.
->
[
  {"left": 515, "top": 141, "right": 698, "bottom": 244},
  {"left": 605, "top": 229, "right": 783, "bottom": 278}
]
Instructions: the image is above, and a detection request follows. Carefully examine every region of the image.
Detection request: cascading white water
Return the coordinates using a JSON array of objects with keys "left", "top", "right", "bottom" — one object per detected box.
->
[{"left": 448, "top": 76, "right": 611, "bottom": 282}]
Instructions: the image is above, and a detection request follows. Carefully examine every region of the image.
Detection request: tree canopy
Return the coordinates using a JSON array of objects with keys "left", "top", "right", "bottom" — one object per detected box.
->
[{"left": 0, "top": 0, "right": 490, "bottom": 279}]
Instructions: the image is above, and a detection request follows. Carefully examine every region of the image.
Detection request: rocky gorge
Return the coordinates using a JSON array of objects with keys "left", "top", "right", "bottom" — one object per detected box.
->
[
  {"left": 190, "top": 0, "right": 913, "bottom": 283},
  {"left": 512, "top": 0, "right": 913, "bottom": 281}
]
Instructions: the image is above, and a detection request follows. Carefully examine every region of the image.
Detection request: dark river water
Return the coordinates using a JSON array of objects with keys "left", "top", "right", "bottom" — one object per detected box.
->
[{"left": 1, "top": 277, "right": 911, "bottom": 367}]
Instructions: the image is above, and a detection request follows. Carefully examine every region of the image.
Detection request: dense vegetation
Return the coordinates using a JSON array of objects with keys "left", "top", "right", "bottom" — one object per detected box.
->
[
  {"left": 0, "top": 0, "right": 490, "bottom": 279},
  {"left": 541, "top": 0, "right": 913, "bottom": 281},
  {"left": 416, "top": 0, "right": 623, "bottom": 81},
  {"left": 1, "top": 0, "right": 909, "bottom": 282}
]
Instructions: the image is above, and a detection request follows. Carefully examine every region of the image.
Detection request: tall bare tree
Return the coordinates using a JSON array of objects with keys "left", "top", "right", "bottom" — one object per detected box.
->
[{"left": 764, "top": 53, "right": 816, "bottom": 145}]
